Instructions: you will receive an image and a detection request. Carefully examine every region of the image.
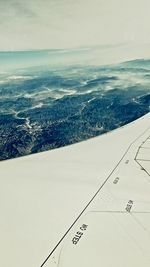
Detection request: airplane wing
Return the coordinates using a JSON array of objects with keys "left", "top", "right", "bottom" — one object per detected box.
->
[{"left": 0, "top": 112, "right": 150, "bottom": 267}]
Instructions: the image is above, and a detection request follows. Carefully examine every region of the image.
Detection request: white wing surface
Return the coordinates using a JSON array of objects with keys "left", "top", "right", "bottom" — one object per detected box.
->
[{"left": 0, "top": 112, "right": 150, "bottom": 267}]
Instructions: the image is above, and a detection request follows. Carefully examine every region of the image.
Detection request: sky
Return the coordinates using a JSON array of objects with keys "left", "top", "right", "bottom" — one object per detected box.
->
[{"left": 0, "top": 0, "right": 150, "bottom": 51}]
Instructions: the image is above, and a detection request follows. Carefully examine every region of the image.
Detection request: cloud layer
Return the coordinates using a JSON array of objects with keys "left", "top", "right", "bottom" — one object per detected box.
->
[{"left": 0, "top": 0, "right": 150, "bottom": 50}]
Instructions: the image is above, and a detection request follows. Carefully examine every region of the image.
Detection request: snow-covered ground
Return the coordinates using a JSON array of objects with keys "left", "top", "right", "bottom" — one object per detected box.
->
[{"left": 0, "top": 112, "right": 150, "bottom": 267}]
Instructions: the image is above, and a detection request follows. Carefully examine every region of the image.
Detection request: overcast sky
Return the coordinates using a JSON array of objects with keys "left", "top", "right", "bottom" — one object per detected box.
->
[{"left": 0, "top": 0, "right": 150, "bottom": 51}]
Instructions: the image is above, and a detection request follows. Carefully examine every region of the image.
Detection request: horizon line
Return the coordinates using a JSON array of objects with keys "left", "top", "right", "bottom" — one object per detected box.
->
[{"left": 0, "top": 42, "right": 145, "bottom": 53}]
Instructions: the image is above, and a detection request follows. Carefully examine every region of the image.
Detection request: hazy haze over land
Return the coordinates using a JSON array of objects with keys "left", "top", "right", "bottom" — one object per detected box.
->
[{"left": 0, "top": 58, "right": 150, "bottom": 160}]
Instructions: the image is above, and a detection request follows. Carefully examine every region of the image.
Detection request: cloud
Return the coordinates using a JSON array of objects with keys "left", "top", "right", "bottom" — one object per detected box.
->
[
  {"left": 0, "top": 0, "right": 150, "bottom": 51},
  {"left": 12, "top": 2, "right": 36, "bottom": 18},
  {"left": 0, "top": 1, "right": 35, "bottom": 21}
]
